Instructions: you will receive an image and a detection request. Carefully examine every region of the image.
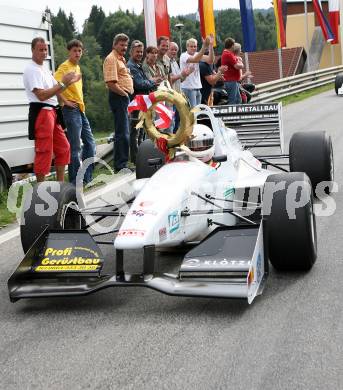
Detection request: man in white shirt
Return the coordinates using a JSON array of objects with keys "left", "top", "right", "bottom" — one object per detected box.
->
[
  {"left": 167, "top": 42, "right": 194, "bottom": 131},
  {"left": 180, "top": 35, "right": 214, "bottom": 107},
  {"left": 23, "top": 37, "right": 80, "bottom": 182},
  {"left": 168, "top": 42, "right": 194, "bottom": 93}
]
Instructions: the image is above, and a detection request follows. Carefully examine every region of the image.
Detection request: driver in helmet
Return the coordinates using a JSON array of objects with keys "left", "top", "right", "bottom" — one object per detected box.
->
[{"left": 186, "top": 123, "right": 219, "bottom": 167}]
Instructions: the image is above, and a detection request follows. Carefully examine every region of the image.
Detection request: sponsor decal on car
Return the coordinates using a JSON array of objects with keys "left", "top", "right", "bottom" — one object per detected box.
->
[
  {"left": 247, "top": 268, "right": 254, "bottom": 286},
  {"left": 223, "top": 186, "right": 235, "bottom": 199},
  {"left": 168, "top": 210, "right": 180, "bottom": 234},
  {"left": 130, "top": 209, "right": 158, "bottom": 217},
  {"left": 33, "top": 246, "right": 102, "bottom": 272},
  {"left": 139, "top": 201, "right": 154, "bottom": 207},
  {"left": 159, "top": 227, "right": 167, "bottom": 241},
  {"left": 256, "top": 253, "right": 262, "bottom": 283},
  {"left": 184, "top": 258, "right": 251, "bottom": 268},
  {"left": 212, "top": 104, "right": 278, "bottom": 115},
  {"left": 118, "top": 229, "right": 146, "bottom": 237},
  {"left": 247, "top": 224, "right": 265, "bottom": 304},
  {"left": 247, "top": 254, "right": 262, "bottom": 287}
]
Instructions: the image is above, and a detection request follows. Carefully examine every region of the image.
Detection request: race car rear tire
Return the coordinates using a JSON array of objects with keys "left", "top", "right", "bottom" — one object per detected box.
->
[
  {"left": 334, "top": 73, "right": 343, "bottom": 95},
  {"left": 20, "top": 182, "right": 83, "bottom": 253},
  {"left": 289, "top": 131, "right": 333, "bottom": 194},
  {"left": 136, "top": 139, "right": 165, "bottom": 179},
  {"left": 263, "top": 172, "right": 317, "bottom": 271}
]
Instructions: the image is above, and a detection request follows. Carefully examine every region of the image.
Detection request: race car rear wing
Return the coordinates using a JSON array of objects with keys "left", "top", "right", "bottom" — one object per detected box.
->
[{"left": 211, "top": 102, "right": 284, "bottom": 154}]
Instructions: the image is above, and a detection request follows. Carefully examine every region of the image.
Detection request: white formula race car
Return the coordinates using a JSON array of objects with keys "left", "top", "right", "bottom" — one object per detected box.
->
[{"left": 8, "top": 97, "right": 333, "bottom": 304}]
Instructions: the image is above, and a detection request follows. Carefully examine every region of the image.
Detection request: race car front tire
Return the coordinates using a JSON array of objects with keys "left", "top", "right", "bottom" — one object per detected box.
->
[
  {"left": 20, "top": 182, "right": 83, "bottom": 253},
  {"left": 289, "top": 131, "right": 333, "bottom": 195},
  {"left": 136, "top": 139, "right": 165, "bottom": 179},
  {"left": 334, "top": 73, "right": 343, "bottom": 95},
  {"left": 264, "top": 172, "right": 317, "bottom": 271}
]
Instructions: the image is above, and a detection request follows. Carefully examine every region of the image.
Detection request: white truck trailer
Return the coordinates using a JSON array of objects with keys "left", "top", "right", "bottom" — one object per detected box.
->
[{"left": 0, "top": 5, "right": 54, "bottom": 191}]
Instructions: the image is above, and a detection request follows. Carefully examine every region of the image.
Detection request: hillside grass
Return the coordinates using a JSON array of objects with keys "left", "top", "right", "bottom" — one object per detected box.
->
[{"left": 279, "top": 83, "right": 334, "bottom": 106}]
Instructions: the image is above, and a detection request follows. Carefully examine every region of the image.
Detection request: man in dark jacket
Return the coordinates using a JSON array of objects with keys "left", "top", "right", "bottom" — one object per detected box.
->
[{"left": 127, "top": 40, "right": 162, "bottom": 164}]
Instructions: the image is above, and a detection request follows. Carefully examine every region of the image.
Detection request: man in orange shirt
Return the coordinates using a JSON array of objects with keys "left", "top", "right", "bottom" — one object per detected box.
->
[{"left": 103, "top": 34, "right": 134, "bottom": 172}]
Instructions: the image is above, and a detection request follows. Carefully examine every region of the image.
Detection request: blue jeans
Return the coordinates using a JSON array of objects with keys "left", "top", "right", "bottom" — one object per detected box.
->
[
  {"left": 181, "top": 88, "right": 201, "bottom": 108},
  {"left": 224, "top": 81, "right": 242, "bottom": 104},
  {"left": 108, "top": 92, "right": 130, "bottom": 170},
  {"left": 62, "top": 107, "right": 96, "bottom": 185}
]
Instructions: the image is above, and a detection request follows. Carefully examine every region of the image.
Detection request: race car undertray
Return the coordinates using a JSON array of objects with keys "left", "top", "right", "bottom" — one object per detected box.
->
[{"left": 8, "top": 224, "right": 268, "bottom": 304}]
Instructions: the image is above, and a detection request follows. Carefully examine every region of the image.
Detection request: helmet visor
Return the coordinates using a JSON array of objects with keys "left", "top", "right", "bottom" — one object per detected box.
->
[{"left": 188, "top": 137, "right": 214, "bottom": 151}]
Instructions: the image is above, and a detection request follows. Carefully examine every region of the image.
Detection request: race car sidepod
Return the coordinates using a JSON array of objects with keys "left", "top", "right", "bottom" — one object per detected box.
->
[{"left": 8, "top": 222, "right": 268, "bottom": 304}]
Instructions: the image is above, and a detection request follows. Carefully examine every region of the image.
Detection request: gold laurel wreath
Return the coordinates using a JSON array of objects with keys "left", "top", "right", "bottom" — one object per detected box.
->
[{"left": 136, "top": 83, "right": 196, "bottom": 158}]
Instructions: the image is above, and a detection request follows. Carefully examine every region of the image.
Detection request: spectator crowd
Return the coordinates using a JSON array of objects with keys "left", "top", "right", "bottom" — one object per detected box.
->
[{"left": 23, "top": 33, "right": 253, "bottom": 183}]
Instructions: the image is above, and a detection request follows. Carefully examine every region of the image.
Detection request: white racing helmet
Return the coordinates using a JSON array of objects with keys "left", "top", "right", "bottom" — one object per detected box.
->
[{"left": 187, "top": 124, "right": 215, "bottom": 163}]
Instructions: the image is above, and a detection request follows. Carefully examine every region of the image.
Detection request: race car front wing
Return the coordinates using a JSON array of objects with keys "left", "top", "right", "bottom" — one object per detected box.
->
[{"left": 8, "top": 223, "right": 268, "bottom": 304}]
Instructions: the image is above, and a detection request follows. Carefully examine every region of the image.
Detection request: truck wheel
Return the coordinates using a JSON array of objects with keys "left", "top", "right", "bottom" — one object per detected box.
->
[
  {"left": 263, "top": 172, "right": 317, "bottom": 271},
  {"left": 20, "top": 182, "right": 83, "bottom": 253},
  {"left": 289, "top": 131, "right": 333, "bottom": 194},
  {"left": 334, "top": 73, "right": 343, "bottom": 95},
  {"left": 136, "top": 139, "right": 165, "bottom": 179}
]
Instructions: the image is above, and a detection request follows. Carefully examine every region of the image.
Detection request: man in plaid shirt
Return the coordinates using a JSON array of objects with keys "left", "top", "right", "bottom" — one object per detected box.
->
[{"left": 103, "top": 33, "right": 134, "bottom": 172}]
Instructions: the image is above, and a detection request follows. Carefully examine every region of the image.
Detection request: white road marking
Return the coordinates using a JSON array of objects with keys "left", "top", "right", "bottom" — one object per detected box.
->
[{"left": 0, "top": 227, "right": 20, "bottom": 246}]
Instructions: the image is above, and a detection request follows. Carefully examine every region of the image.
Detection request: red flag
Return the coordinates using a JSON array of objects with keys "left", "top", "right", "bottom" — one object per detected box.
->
[
  {"left": 273, "top": 0, "right": 287, "bottom": 48},
  {"left": 143, "top": 0, "right": 170, "bottom": 46},
  {"left": 128, "top": 95, "right": 152, "bottom": 113},
  {"left": 128, "top": 94, "right": 173, "bottom": 130},
  {"left": 155, "top": 103, "right": 174, "bottom": 129},
  {"left": 313, "top": 0, "right": 334, "bottom": 42}
]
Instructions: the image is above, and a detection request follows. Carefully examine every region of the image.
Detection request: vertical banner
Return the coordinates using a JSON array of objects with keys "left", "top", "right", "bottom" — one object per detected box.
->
[
  {"left": 154, "top": 0, "right": 170, "bottom": 39},
  {"left": 199, "top": 0, "right": 217, "bottom": 46},
  {"left": 239, "top": 0, "right": 256, "bottom": 52},
  {"left": 328, "top": 0, "right": 340, "bottom": 44},
  {"left": 143, "top": 0, "right": 157, "bottom": 46},
  {"left": 313, "top": 0, "right": 334, "bottom": 42},
  {"left": 273, "top": 0, "right": 287, "bottom": 48},
  {"left": 143, "top": 0, "right": 170, "bottom": 47}
]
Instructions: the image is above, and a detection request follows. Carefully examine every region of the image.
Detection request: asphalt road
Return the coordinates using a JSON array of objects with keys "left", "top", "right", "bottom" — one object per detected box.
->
[{"left": 1, "top": 91, "right": 342, "bottom": 390}]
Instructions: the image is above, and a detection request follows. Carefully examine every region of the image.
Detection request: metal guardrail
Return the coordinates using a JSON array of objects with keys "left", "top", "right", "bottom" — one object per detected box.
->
[{"left": 251, "top": 65, "right": 343, "bottom": 103}]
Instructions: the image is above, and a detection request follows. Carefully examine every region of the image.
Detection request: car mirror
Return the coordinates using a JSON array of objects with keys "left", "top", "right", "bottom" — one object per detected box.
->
[
  {"left": 148, "top": 157, "right": 163, "bottom": 166},
  {"left": 212, "top": 155, "right": 227, "bottom": 162}
]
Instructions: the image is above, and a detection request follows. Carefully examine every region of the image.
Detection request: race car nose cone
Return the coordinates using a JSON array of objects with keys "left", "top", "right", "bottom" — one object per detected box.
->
[{"left": 114, "top": 228, "right": 150, "bottom": 250}]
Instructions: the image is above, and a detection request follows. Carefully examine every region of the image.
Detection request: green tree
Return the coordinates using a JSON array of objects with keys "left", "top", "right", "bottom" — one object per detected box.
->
[
  {"left": 83, "top": 5, "right": 105, "bottom": 40},
  {"left": 85, "top": 81, "right": 113, "bottom": 133},
  {"left": 51, "top": 9, "right": 75, "bottom": 42},
  {"left": 170, "top": 16, "right": 201, "bottom": 51},
  {"left": 78, "top": 36, "right": 108, "bottom": 132},
  {"left": 68, "top": 12, "right": 77, "bottom": 35},
  {"left": 53, "top": 34, "right": 67, "bottom": 68},
  {"left": 97, "top": 10, "right": 145, "bottom": 57}
]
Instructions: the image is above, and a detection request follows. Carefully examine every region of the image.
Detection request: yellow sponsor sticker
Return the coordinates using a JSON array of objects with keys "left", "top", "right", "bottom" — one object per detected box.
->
[{"left": 35, "top": 265, "right": 100, "bottom": 272}]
